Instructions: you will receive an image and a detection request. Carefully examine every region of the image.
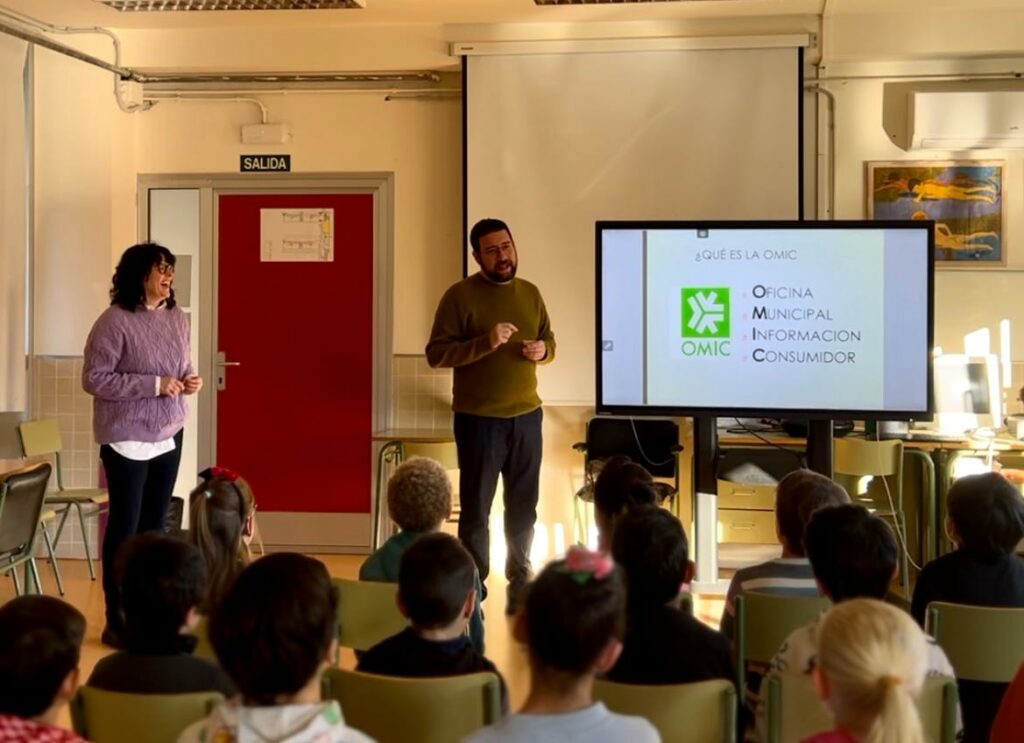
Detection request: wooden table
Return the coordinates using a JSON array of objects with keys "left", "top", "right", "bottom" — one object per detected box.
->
[{"left": 717, "top": 430, "right": 1024, "bottom": 562}]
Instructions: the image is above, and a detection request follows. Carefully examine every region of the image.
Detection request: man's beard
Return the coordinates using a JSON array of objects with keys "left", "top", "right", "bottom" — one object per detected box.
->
[{"left": 482, "top": 262, "right": 516, "bottom": 282}]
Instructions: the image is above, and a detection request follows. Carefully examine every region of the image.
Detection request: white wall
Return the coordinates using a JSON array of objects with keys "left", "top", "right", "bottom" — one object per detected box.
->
[{"left": 32, "top": 43, "right": 118, "bottom": 356}]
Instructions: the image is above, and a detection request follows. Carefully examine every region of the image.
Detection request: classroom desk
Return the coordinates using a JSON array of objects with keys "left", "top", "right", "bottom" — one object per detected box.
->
[
  {"left": 371, "top": 428, "right": 455, "bottom": 550},
  {"left": 718, "top": 431, "right": 1024, "bottom": 563}
]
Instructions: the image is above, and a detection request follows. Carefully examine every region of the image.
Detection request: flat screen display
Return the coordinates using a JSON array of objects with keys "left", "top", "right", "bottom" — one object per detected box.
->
[{"left": 597, "top": 221, "right": 934, "bottom": 419}]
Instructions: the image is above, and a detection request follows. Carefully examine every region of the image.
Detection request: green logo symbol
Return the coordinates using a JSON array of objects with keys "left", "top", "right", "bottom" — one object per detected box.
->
[{"left": 682, "top": 287, "right": 730, "bottom": 338}]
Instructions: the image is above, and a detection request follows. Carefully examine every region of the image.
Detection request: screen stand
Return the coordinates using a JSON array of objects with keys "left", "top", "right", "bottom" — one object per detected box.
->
[
  {"left": 806, "top": 419, "right": 834, "bottom": 477},
  {"left": 691, "top": 416, "right": 728, "bottom": 593}
]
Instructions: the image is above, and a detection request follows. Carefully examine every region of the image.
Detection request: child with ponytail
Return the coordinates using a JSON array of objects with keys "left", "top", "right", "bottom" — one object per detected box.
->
[
  {"left": 188, "top": 466, "right": 259, "bottom": 612},
  {"left": 467, "top": 547, "right": 658, "bottom": 742},
  {"left": 807, "top": 598, "right": 928, "bottom": 743}
]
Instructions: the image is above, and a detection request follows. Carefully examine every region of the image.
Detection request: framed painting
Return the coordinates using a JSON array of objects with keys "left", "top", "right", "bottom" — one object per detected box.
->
[{"left": 867, "top": 160, "right": 1006, "bottom": 268}]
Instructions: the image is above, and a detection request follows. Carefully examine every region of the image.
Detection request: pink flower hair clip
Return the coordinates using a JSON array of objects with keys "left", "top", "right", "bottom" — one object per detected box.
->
[{"left": 561, "top": 546, "right": 614, "bottom": 585}]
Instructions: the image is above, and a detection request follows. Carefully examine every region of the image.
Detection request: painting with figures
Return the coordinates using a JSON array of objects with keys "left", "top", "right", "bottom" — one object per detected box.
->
[{"left": 867, "top": 161, "right": 1005, "bottom": 267}]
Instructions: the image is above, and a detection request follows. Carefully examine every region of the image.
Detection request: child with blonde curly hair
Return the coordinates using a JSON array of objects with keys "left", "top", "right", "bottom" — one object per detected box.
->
[{"left": 360, "top": 456, "right": 485, "bottom": 652}]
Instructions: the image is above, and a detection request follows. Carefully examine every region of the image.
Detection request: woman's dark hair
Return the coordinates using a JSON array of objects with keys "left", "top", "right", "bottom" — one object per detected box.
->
[
  {"left": 110, "top": 242, "right": 176, "bottom": 311},
  {"left": 947, "top": 472, "right": 1024, "bottom": 557},
  {"left": 188, "top": 469, "right": 255, "bottom": 612},
  {"left": 210, "top": 553, "right": 338, "bottom": 706},
  {"left": 0, "top": 596, "right": 85, "bottom": 718},
  {"left": 524, "top": 552, "right": 626, "bottom": 675}
]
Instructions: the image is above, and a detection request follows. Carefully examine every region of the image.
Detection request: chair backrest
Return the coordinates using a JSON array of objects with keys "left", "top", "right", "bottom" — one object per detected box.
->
[
  {"left": 189, "top": 616, "right": 218, "bottom": 664},
  {"left": 927, "top": 601, "right": 1024, "bottom": 682},
  {"left": 322, "top": 668, "right": 501, "bottom": 743},
  {"left": 17, "top": 418, "right": 62, "bottom": 458},
  {"left": 764, "top": 672, "right": 957, "bottom": 743},
  {"left": 333, "top": 578, "right": 409, "bottom": 651},
  {"left": 400, "top": 441, "right": 459, "bottom": 471},
  {"left": 833, "top": 438, "right": 903, "bottom": 478},
  {"left": 735, "top": 591, "right": 831, "bottom": 694},
  {"left": 585, "top": 417, "right": 680, "bottom": 479},
  {"left": 0, "top": 462, "right": 52, "bottom": 557},
  {"left": 70, "top": 687, "right": 224, "bottom": 743},
  {"left": 593, "top": 677, "right": 736, "bottom": 743}
]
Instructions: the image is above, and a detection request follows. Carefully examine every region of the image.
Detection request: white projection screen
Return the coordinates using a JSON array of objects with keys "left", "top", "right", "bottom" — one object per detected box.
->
[{"left": 465, "top": 42, "right": 803, "bottom": 404}]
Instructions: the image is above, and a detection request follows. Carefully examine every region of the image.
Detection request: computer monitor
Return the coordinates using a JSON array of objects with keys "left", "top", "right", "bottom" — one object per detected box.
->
[{"left": 932, "top": 354, "right": 1002, "bottom": 434}]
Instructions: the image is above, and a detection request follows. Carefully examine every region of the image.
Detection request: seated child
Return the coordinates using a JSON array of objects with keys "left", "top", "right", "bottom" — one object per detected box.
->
[
  {"left": 188, "top": 465, "right": 257, "bottom": 612},
  {"left": 357, "top": 533, "right": 507, "bottom": 710},
  {"left": 719, "top": 469, "right": 850, "bottom": 640},
  {"left": 757, "top": 504, "right": 958, "bottom": 739},
  {"left": 911, "top": 471, "right": 1024, "bottom": 742},
  {"left": 805, "top": 598, "right": 928, "bottom": 743},
  {"left": 912, "top": 472, "right": 1024, "bottom": 622},
  {"left": 0, "top": 595, "right": 88, "bottom": 743},
  {"left": 88, "top": 532, "right": 235, "bottom": 696},
  {"left": 606, "top": 506, "right": 733, "bottom": 685},
  {"left": 179, "top": 553, "right": 373, "bottom": 743},
  {"left": 466, "top": 547, "right": 659, "bottom": 743},
  {"left": 592, "top": 455, "right": 660, "bottom": 552},
  {"left": 360, "top": 456, "right": 484, "bottom": 650}
]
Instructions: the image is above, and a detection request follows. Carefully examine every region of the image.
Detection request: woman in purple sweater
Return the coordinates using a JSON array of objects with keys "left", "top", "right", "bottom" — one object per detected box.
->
[{"left": 83, "top": 243, "right": 202, "bottom": 648}]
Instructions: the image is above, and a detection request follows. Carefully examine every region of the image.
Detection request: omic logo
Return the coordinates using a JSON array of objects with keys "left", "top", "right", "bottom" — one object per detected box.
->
[{"left": 681, "top": 288, "right": 730, "bottom": 339}]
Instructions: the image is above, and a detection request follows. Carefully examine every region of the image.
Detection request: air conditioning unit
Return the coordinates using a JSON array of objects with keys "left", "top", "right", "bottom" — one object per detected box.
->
[{"left": 908, "top": 89, "right": 1024, "bottom": 150}]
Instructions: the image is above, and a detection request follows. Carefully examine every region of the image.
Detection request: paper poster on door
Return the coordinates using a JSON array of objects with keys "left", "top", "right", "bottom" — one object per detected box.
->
[{"left": 260, "top": 208, "right": 334, "bottom": 262}]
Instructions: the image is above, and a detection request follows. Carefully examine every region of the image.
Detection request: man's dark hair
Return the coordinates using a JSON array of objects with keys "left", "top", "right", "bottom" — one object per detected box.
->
[
  {"left": 209, "top": 553, "right": 337, "bottom": 705},
  {"left": 776, "top": 469, "right": 851, "bottom": 557},
  {"left": 109, "top": 242, "right": 176, "bottom": 311},
  {"left": 0, "top": 596, "right": 85, "bottom": 718},
  {"left": 399, "top": 533, "right": 476, "bottom": 629},
  {"left": 611, "top": 506, "right": 688, "bottom": 609},
  {"left": 119, "top": 532, "right": 206, "bottom": 651},
  {"left": 947, "top": 472, "right": 1024, "bottom": 557},
  {"left": 469, "top": 218, "right": 513, "bottom": 253},
  {"left": 804, "top": 504, "right": 898, "bottom": 602},
  {"left": 524, "top": 554, "right": 626, "bottom": 674},
  {"left": 593, "top": 456, "right": 660, "bottom": 522}
]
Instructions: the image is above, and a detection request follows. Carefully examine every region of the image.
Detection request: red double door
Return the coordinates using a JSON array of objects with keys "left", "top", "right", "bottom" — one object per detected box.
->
[{"left": 215, "top": 193, "right": 374, "bottom": 516}]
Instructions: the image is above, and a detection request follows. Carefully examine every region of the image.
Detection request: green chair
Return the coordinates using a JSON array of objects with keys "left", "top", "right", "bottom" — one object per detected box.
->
[
  {"left": 38, "top": 507, "right": 65, "bottom": 595},
  {"left": 0, "top": 462, "right": 53, "bottom": 595},
  {"left": 926, "top": 602, "right": 1024, "bottom": 683},
  {"left": 333, "top": 578, "right": 408, "bottom": 652},
  {"left": 833, "top": 437, "right": 910, "bottom": 595},
  {"left": 322, "top": 668, "right": 501, "bottom": 743},
  {"left": 188, "top": 615, "right": 217, "bottom": 664},
  {"left": 593, "top": 678, "right": 737, "bottom": 743},
  {"left": 18, "top": 418, "right": 109, "bottom": 581},
  {"left": 763, "top": 671, "right": 957, "bottom": 743},
  {"left": 70, "top": 688, "right": 224, "bottom": 743},
  {"left": 734, "top": 591, "right": 831, "bottom": 700}
]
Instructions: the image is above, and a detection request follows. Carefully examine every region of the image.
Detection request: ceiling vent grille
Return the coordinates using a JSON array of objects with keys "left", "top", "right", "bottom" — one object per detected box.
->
[{"left": 96, "top": 0, "right": 365, "bottom": 11}]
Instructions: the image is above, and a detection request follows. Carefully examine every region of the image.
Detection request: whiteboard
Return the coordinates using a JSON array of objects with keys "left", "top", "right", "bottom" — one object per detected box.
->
[{"left": 466, "top": 47, "right": 801, "bottom": 403}]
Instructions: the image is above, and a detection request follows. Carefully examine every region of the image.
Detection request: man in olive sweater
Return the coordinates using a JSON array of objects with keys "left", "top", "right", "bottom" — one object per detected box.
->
[{"left": 426, "top": 218, "right": 555, "bottom": 613}]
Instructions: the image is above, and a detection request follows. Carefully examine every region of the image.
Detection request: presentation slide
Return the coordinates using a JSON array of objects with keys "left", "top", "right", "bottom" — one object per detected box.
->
[{"left": 600, "top": 225, "right": 931, "bottom": 415}]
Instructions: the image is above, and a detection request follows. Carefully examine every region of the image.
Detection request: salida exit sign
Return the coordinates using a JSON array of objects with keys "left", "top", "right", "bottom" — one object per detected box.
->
[{"left": 240, "top": 154, "right": 291, "bottom": 172}]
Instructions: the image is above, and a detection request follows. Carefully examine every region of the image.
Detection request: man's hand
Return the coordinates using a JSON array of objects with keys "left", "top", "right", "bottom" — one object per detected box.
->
[
  {"left": 160, "top": 376, "right": 184, "bottom": 397},
  {"left": 489, "top": 322, "right": 519, "bottom": 349},
  {"left": 522, "top": 340, "right": 546, "bottom": 361},
  {"left": 182, "top": 374, "right": 204, "bottom": 395}
]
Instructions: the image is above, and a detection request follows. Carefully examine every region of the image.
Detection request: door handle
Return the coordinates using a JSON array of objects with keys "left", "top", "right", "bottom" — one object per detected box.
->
[{"left": 216, "top": 351, "right": 239, "bottom": 391}]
